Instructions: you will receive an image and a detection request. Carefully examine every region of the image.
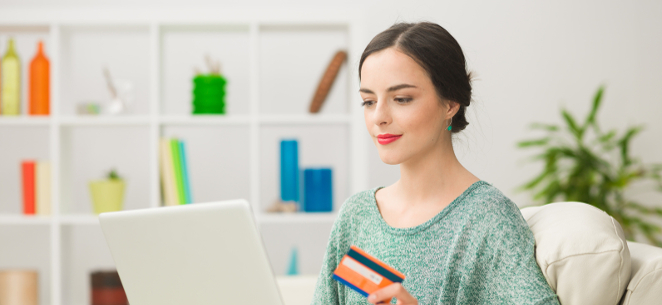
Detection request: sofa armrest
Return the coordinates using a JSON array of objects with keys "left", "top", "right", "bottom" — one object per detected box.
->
[{"left": 621, "top": 242, "right": 662, "bottom": 305}]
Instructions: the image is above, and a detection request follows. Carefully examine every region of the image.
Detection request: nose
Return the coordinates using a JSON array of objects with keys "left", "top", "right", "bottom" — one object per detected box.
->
[{"left": 372, "top": 98, "right": 392, "bottom": 126}]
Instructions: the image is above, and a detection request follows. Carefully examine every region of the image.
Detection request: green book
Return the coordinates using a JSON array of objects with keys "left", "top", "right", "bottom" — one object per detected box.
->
[{"left": 170, "top": 139, "right": 186, "bottom": 205}]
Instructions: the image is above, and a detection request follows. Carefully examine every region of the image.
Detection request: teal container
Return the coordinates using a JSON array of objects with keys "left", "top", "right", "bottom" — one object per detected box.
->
[{"left": 192, "top": 74, "right": 226, "bottom": 115}]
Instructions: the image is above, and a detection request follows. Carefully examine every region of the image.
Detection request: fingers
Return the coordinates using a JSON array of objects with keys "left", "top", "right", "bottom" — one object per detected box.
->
[{"left": 367, "top": 283, "right": 417, "bottom": 305}]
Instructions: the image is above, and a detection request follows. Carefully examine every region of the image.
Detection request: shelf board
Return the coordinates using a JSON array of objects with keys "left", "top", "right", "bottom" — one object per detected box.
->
[
  {"left": 59, "top": 214, "right": 100, "bottom": 225},
  {"left": 0, "top": 116, "right": 51, "bottom": 126},
  {"left": 59, "top": 116, "right": 153, "bottom": 126},
  {"left": 256, "top": 212, "right": 337, "bottom": 224},
  {"left": 159, "top": 114, "right": 251, "bottom": 125},
  {"left": 259, "top": 114, "right": 350, "bottom": 124},
  {"left": 0, "top": 214, "right": 52, "bottom": 225}
]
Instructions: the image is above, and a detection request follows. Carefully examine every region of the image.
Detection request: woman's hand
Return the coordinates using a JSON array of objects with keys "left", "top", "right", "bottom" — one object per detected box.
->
[{"left": 367, "top": 283, "right": 418, "bottom": 305}]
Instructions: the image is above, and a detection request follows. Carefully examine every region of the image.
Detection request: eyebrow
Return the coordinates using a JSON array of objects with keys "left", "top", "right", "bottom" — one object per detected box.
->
[{"left": 359, "top": 84, "right": 417, "bottom": 94}]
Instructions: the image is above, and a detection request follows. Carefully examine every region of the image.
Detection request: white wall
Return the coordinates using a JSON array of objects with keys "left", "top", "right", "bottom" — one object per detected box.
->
[
  {"left": 361, "top": 0, "right": 662, "bottom": 209},
  {"left": 3, "top": 0, "right": 661, "bottom": 207}
]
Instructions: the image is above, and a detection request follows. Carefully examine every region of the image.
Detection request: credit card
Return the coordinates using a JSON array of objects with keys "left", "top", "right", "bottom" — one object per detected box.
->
[{"left": 332, "top": 245, "right": 405, "bottom": 297}]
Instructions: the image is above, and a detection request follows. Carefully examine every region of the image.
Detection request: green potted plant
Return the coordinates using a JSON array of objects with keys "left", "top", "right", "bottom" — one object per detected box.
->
[
  {"left": 518, "top": 86, "right": 662, "bottom": 246},
  {"left": 89, "top": 168, "right": 125, "bottom": 214}
]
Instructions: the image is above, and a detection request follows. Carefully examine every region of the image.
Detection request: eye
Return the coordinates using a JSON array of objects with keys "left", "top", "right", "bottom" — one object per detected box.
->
[
  {"left": 395, "top": 97, "right": 413, "bottom": 104},
  {"left": 361, "top": 100, "right": 375, "bottom": 107}
]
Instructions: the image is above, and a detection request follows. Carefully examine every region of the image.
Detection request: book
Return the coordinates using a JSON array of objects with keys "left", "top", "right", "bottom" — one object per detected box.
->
[
  {"left": 159, "top": 139, "right": 177, "bottom": 206},
  {"left": 179, "top": 140, "right": 192, "bottom": 204},
  {"left": 21, "top": 160, "right": 36, "bottom": 215},
  {"left": 35, "top": 161, "right": 51, "bottom": 215},
  {"left": 170, "top": 139, "right": 186, "bottom": 205}
]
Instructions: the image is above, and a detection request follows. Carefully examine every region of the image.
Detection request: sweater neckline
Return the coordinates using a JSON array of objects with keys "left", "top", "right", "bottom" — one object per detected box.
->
[{"left": 370, "top": 180, "right": 488, "bottom": 235}]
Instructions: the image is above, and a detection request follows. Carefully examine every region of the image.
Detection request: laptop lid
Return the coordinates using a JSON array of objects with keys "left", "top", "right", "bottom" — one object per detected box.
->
[{"left": 99, "top": 199, "right": 283, "bottom": 305}]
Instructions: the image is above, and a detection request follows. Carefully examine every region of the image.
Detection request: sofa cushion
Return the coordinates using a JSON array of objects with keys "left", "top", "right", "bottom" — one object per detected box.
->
[
  {"left": 620, "top": 241, "right": 662, "bottom": 305},
  {"left": 520, "top": 202, "right": 631, "bottom": 305}
]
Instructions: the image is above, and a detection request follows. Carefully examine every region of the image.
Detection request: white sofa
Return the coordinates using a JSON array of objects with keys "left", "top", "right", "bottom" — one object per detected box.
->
[
  {"left": 521, "top": 202, "right": 662, "bottom": 305},
  {"left": 277, "top": 202, "right": 662, "bottom": 305}
]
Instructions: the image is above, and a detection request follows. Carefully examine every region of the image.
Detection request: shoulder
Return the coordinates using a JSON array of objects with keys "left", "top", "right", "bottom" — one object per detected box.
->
[
  {"left": 336, "top": 187, "right": 379, "bottom": 219},
  {"left": 463, "top": 182, "right": 531, "bottom": 237},
  {"left": 329, "top": 187, "right": 379, "bottom": 232}
]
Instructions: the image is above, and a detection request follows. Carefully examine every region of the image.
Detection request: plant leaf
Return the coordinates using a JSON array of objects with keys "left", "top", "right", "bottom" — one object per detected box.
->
[
  {"left": 618, "top": 126, "right": 644, "bottom": 167},
  {"left": 598, "top": 130, "right": 616, "bottom": 144},
  {"left": 562, "top": 109, "right": 583, "bottom": 140},
  {"left": 584, "top": 86, "right": 604, "bottom": 130},
  {"left": 517, "top": 138, "right": 551, "bottom": 148},
  {"left": 529, "top": 123, "right": 559, "bottom": 132}
]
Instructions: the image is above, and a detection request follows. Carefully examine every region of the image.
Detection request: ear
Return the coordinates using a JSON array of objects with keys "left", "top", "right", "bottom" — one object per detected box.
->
[{"left": 445, "top": 100, "right": 460, "bottom": 119}]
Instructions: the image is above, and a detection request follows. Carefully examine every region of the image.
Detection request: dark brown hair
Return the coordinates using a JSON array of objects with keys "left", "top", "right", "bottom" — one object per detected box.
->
[{"left": 359, "top": 22, "right": 472, "bottom": 133}]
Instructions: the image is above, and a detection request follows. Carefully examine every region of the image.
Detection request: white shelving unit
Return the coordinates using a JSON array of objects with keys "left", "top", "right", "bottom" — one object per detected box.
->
[{"left": 0, "top": 9, "right": 367, "bottom": 305}]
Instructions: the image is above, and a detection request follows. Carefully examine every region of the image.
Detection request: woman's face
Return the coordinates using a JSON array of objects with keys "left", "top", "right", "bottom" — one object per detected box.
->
[{"left": 360, "top": 47, "right": 455, "bottom": 165}]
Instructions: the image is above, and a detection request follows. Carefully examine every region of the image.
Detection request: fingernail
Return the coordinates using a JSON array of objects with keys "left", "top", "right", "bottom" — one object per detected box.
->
[{"left": 367, "top": 295, "right": 375, "bottom": 302}]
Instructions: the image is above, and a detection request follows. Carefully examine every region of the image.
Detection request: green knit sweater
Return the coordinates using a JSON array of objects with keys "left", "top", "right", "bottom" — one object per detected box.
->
[{"left": 311, "top": 181, "right": 560, "bottom": 305}]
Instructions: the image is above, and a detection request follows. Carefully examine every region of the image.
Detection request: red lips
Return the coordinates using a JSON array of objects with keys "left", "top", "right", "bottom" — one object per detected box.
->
[{"left": 377, "top": 134, "right": 402, "bottom": 145}]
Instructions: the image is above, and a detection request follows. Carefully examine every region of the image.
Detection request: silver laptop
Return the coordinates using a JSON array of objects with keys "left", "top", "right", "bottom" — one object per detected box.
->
[{"left": 99, "top": 199, "right": 284, "bottom": 305}]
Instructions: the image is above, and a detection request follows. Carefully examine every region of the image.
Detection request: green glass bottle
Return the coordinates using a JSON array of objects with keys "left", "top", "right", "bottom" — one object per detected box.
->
[{"left": 1, "top": 38, "right": 21, "bottom": 115}]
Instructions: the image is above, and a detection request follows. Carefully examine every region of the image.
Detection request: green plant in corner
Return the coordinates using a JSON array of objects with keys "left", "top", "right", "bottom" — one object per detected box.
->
[{"left": 518, "top": 86, "right": 662, "bottom": 246}]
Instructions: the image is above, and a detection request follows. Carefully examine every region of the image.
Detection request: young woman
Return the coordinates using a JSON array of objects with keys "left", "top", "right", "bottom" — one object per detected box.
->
[{"left": 311, "top": 22, "right": 560, "bottom": 305}]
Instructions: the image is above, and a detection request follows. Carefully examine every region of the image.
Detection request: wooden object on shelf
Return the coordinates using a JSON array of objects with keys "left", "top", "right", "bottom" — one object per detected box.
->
[
  {"left": 0, "top": 270, "right": 38, "bottom": 305},
  {"left": 309, "top": 50, "right": 347, "bottom": 113}
]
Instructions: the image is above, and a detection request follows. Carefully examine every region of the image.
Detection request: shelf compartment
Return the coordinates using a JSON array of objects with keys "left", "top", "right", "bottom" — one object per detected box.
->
[
  {"left": 59, "top": 125, "right": 151, "bottom": 215},
  {"left": 0, "top": 126, "right": 50, "bottom": 215},
  {"left": 258, "top": 24, "right": 349, "bottom": 115},
  {"left": 259, "top": 124, "right": 349, "bottom": 213},
  {"left": 160, "top": 125, "right": 251, "bottom": 204},
  {"left": 0, "top": 26, "right": 52, "bottom": 117},
  {"left": 160, "top": 24, "right": 251, "bottom": 116},
  {"left": 61, "top": 224, "right": 116, "bottom": 305},
  {"left": 259, "top": 222, "right": 333, "bottom": 276},
  {"left": 59, "top": 24, "right": 151, "bottom": 116},
  {"left": 0, "top": 224, "right": 51, "bottom": 304}
]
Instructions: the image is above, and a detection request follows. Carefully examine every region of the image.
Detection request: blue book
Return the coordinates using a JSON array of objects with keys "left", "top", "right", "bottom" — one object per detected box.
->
[{"left": 179, "top": 140, "right": 193, "bottom": 204}]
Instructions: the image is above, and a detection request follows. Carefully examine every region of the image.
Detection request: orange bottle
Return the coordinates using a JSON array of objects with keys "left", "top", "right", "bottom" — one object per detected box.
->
[{"left": 29, "top": 41, "right": 49, "bottom": 115}]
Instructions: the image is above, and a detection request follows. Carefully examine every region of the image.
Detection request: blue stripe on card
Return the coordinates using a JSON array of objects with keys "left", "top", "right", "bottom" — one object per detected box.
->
[
  {"left": 332, "top": 274, "right": 369, "bottom": 297},
  {"left": 347, "top": 249, "right": 404, "bottom": 283}
]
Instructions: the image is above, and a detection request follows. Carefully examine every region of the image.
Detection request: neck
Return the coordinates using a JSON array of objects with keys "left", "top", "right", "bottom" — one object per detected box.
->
[{"left": 394, "top": 138, "right": 470, "bottom": 206}]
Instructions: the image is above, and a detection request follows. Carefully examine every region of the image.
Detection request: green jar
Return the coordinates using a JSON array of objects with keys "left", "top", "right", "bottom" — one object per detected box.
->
[{"left": 192, "top": 74, "right": 226, "bottom": 114}]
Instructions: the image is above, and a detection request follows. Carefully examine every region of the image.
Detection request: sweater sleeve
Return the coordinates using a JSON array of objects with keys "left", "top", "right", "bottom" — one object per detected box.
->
[{"left": 472, "top": 210, "right": 561, "bottom": 305}]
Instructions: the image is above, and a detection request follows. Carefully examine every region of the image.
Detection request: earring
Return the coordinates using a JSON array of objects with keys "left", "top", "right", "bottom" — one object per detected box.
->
[{"left": 447, "top": 117, "right": 453, "bottom": 131}]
